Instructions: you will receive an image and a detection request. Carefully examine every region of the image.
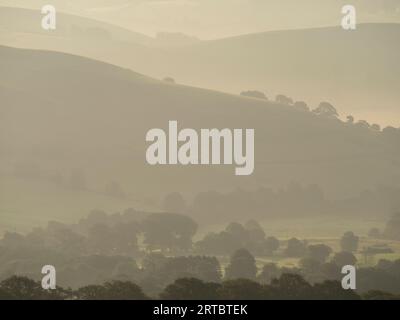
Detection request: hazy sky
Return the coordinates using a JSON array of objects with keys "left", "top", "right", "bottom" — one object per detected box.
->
[{"left": 1, "top": 0, "right": 400, "bottom": 38}]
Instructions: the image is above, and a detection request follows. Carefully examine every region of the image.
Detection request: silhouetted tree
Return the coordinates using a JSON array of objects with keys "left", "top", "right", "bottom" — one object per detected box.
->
[
  {"left": 307, "top": 244, "right": 332, "bottom": 263},
  {"left": 312, "top": 102, "right": 338, "bottom": 118},
  {"left": 142, "top": 213, "right": 197, "bottom": 252},
  {"left": 151, "top": 256, "right": 221, "bottom": 287},
  {"left": 160, "top": 278, "right": 219, "bottom": 300},
  {"left": 276, "top": 94, "right": 293, "bottom": 105},
  {"left": 218, "top": 279, "right": 264, "bottom": 300},
  {"left": 225, "top": 249, "right": 257, "bottom": 280},
  {"left": 76, "top": 281, "right": 147, "bottom": 300},
  {"left": 195, "top": 231, "right": 241, "bottom": 255},
  {"left": 320, "top": 262, "right": 341, "bottom": 280},
  {"left": 357, "top": 267, "right": 399, "bottom": 294},
  {"left": 258, "top": 263, "right": 281, "bottom": 284},
  {"left": 285, "top": 238, "right": 307, "bottom": 257},
  {"left": 0, "top": 276, "right": 67, "bottom": 300},
  {"left": 313, "top": 280, "right": 360, "bottom": 300},
  {"left": 244, "top": 220, "right": 265, "bottom": 242},
  {"left": 357, "top": 120, "right": 370, "bottom": 129},
  {"left": 240, "top": 90, "right": 267, "bottom": 100},
  {"left": 226, "top": 222, "right": 249, "bottom": 245},
  {"left": 270, "top": 274, "right": 313, "bottom": 300},
  {"left": 299, "top": 258, "right": 322, "bottom": 277},
  {"left": 340, "top": 231, "right": 359, "bottom": 252},
  {"left": 332, "top": 251, "right": 357, "bottom": 267},
  {"left": 264, "top": 236, "right": 280, "bottom": 256}
]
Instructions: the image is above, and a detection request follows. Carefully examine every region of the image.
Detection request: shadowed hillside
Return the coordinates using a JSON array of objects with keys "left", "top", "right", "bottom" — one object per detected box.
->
[{"left": 1, "top": 45, "right": 400, "bottom": 230}]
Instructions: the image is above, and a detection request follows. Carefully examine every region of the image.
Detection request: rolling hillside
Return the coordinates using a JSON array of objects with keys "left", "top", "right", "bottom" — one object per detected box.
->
[
  {"left": 1, "top": 45, "right": 399, "bottom": 207},
  {"left": 1, "top": 6, "right": 399, "bottom": 125}
]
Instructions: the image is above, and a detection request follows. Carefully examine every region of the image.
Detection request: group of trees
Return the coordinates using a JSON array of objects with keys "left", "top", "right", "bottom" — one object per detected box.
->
[
  {"left": 1, "top": 208, "right": 400, "bottom": 298},
  {"left": 161, "top": 275, "right": 361, "bottom": 300},
  {"left": 240, "top": 90, "right": 336, "bottom": 117},
  {"left": 239, "top": 90, "right": 399, "bottom": 135},
  {"left": 1, "top": 209, "right": 198, "bottom": 258},
  {"left": 195, "top": 221, "right": 279, "bottom": 256},
  {"left": 3, "top": 273, "right": 400, "bottom": 300}
]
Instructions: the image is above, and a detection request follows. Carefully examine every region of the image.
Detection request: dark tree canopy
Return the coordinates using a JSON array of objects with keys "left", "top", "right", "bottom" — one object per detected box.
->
[
  {"left": 340, "top": 231, "right": 359, "bottom": 252},
  {"left": 160, "top": 278, "right": 219, "bottom": 300},
  {"left": 142, "top": 213, "right": 197, "bottom": 251},
  {"left": 225, "top": 248, "right": 257, "bottom": 280}
]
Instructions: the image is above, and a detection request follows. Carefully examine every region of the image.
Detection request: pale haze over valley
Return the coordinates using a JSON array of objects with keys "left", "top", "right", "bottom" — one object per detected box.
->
[{"left": 1, "top": 1, "right": 400, "bottom": 301}]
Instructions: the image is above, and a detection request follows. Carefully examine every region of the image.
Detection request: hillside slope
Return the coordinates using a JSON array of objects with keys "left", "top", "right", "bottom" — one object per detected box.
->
[
  {"left": 1, "top": 45, "right": 400, "bottom": 229},
  {"left": 1, "top": 8, "right": 398, "bottom": 126}
]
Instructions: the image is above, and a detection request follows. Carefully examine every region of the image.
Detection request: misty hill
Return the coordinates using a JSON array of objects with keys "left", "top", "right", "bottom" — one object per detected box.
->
[
  {"left": 160, "top": 23, "right": 400, "bottom": 126},
  {"left": 1, "top": 44, "right": 399, "bottom": 200},
  {"left": 0, "top": 6, "right": 156, "bottom": 46},
  {"left": 1, "top": 9, "right": 398, "bottom": 126}
]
